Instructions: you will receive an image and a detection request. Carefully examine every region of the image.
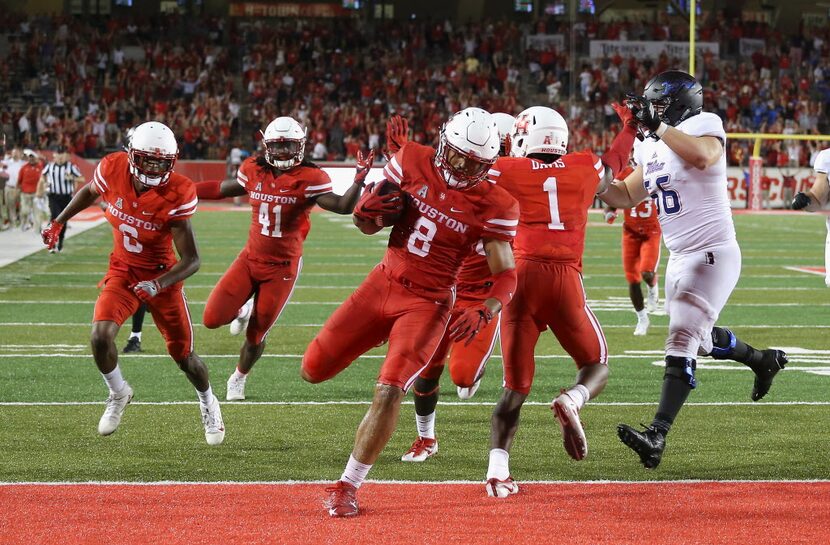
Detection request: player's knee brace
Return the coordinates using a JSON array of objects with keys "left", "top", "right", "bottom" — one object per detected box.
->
[
  {"left": 708, "top": 327, "right": 737, "bottom": 359},
  {"left": 665, "top": 355, "right": 697, "bottom": 389}
]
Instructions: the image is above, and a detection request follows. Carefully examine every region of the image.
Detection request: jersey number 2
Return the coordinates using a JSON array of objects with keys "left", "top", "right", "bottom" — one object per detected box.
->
[
  {"left": 258, "top": 203, "right": 283, "bottom": 238},
  {"left": 542, "top": 177, "right": 565, "bottom": 231}
]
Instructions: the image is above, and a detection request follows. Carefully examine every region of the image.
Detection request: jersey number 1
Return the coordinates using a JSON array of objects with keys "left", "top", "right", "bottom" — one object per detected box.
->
[
  {"left": 543, "top": 177, "right": 565, "bottom": 231},
  {"left": 258, "top": 203, "right": 283, "bottom": 238}
]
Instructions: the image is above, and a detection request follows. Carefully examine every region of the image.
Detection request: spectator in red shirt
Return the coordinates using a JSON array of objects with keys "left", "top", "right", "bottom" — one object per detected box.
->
[{"left": 18, "top": 149, "right": 44, "bottom": 230}]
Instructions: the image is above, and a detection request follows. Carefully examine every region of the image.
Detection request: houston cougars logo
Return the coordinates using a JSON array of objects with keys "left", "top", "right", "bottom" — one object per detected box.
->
[{"left": 514, "top": 116, "right": 531, "bottom": 135}]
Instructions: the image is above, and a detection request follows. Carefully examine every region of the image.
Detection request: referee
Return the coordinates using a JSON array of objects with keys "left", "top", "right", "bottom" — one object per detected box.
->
[{"left": 38, "top": 146, "right": 85, "bottom": 253}]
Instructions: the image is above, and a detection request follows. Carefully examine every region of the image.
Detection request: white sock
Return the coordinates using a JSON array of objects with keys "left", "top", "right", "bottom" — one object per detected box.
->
[
  {"left": 102, "top": 366, "right": 126, "bottom": 395},
  {"left": 232, "top": 367, "right": 248, "bottom": 380},
  {"left": 487, "top": 448, "right": 510, "bottom": 480},
  {"left": 197, "top": 385, "right": 214, "bottom": 405},
  {"left": 650, "top": 281, "right": 659, "bottom": 296},
  {"left": 566, "top": 384, "right": 591, "bottom": 410},
  {"left": 129, "top": 332, "right": 142, "bottom": 341},
  {"left": 340, "top": 454, "right": 372, "bottom": 488},
  {"left": 416, "top": 412, "right": 436, "bottom": 439},
  {"left": 636, "top": 308, "right": 648, "bottom": 320}
]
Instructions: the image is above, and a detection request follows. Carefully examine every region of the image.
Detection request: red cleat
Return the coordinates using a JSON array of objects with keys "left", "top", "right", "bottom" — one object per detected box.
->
[
  {"left": 324, "top": 481, "right": 359, "bottom": 518},
  {"left": 400, "top": 436, "right": 438, "bottom": 462}
]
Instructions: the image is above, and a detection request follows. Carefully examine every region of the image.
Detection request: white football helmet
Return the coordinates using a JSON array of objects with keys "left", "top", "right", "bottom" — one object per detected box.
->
[
  {"left": 435, "top": 107, "right": 499, "bottom": 190},
  {"left": 510, "top": 106, "right": 568, "bottom": 158},
  {"left": 261, "top": 116, "right": 306, "bottom": 170},
  {"left": 491, "top": 113, "right": 516, "bottom": 156},
  {"left": 128, "top": 122, "right": 178, "bottom": 187}
]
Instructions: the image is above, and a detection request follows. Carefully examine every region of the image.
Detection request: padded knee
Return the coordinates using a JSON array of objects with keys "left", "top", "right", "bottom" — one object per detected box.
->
[
  {"left": 708, "top": 327, "right": 736, "bottom": 359},
  {"left": 301, "top": 339, "right": 334, "bottom": 384},
  {"left": 665, "top": 355, "right": 697, "bottom": 389},
  {"left": 666, "top": 289, "right": 717, "bottom": 358}
]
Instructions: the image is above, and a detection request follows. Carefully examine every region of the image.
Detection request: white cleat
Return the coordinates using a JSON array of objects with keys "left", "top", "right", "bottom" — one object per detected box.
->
[
  {"left": 200, "top": 395, "right": 226, "bottom": 446},
  {"left": 485, "top": 477, "right": 518, "bottom": 498},
  {"left": 229, "top": 299, "right": 254, "bottom": 336},
  {"left": 634, "top": 315, "right": 650, "bottom": 336},
  {"left": 226, "top": 373, "right": 246, "bottom": 401},
  {"left": 646, "top": 284, "right": 659, "bottom": 313},
  {"left": 552, "top": 391, "right": 588, "bottom": 461},
  {"left": 457, "top": 379, "right": 481, "bottom": 400},
  {"left": 401, "top": 437, "right": 438, "bottom": 462},
  {"left": 98, "top": 382, "right": 134, "bottom": 436}
]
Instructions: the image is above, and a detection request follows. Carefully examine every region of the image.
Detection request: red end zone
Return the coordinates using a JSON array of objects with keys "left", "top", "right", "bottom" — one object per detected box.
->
[{"left": 2, "top": 481, "right": 829, "bottom": 545}]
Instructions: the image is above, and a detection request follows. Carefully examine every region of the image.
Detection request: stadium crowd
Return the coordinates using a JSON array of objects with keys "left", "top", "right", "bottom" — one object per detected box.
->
[{"left": 1, "top": 11, "right": 828, "bottom": 165}]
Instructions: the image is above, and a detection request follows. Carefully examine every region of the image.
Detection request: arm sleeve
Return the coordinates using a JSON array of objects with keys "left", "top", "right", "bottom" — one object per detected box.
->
[
  {"left": 169, "top": 182, "right": 198, "bottom": 220},
  {"left": 304, "top": 169, "right": 333, "bottom": 198},
  {"left": 481, "top": 195, "right": 520, "bottom": 242}
]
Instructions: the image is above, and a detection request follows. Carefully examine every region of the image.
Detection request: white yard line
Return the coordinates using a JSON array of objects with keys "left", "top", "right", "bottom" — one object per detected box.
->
[{"left": 1, "top": 400, "right": 828, "bottom": 407}]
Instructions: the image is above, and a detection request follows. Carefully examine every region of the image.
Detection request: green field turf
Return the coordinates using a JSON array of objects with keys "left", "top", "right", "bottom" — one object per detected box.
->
[{"left": 1, "top": 209, "right": 829, "bottom": 482}]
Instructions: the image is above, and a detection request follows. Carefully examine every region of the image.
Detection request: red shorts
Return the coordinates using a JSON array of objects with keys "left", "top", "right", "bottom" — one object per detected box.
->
[
  {"left": 94, "top": 270, "right": 193, "bottom": 361},
  {"left": 500, "top": 259, "right": 607, "bottom": 395},
  {"left": 203, "top": 251, "right": 302, "bottom": 345},
  {"left": 419, "top": 297, "right": 500, "bottom": 388},
  {"left": 622, "top": 229, "right": 661, "bottom": 284},
  {"left": 302, "top": 265, "right": 453, "bottom": 391}
]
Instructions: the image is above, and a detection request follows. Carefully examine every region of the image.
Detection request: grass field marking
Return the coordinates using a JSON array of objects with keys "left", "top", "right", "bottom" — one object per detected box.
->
[
  {"left": 0, "top": 353, "right": 749, "bottom": 360},
  {"left": 2, "top": 322, "right": 828, "bottom": 329},
  {"left": 784, "top": 266, "right": 826, "bottom": 277},
  {"left": 2, "top": 400, "right": 829, "bottom": 407},
  {"left": 2, "top": 478, "right": 829, "bottom": 486}
]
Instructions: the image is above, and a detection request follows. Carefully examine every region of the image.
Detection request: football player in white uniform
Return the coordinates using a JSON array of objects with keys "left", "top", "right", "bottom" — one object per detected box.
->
[
  {"left": 596, "top": 71, "right": 788, "bottom": 469},
  {"left": 791, "top": 147, "right": 830, "bottom": 287}
]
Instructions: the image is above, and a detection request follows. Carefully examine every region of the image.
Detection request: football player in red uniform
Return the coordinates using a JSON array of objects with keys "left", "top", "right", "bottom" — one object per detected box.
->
[
  {"left": 303, "top": 108, "right": 519, "bottom": 517},
  {"left": 397, "top": 112, "right": 516, "bottom": 463},
  {"left": 194, "top": 116, "right": 373, "bottom": 401},
  {"left": 41, "top": 122, "right": 225, "bottom": 445},
  {"left": 484, "top": 104, "right": 637, "bottom": 497},
  {"left": 604, "top": 163, "right": 662, "bottom": 335}
]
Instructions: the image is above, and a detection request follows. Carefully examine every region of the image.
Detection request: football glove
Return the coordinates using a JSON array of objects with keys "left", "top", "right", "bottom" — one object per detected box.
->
[
  {"left": 791, "top": 192, "right": 812, "bottom": 210},
  {"left": 604, "top": 210, "right": 618, "bottom": 224},
  {"left": 354, "top": 181, "right": 403, "bottom": 224},
  {"left": 354, "top": 149, "right": 375, "bottom": 186},
  {"left": 625, "top": 94, "right": 661, "bottom": 135},
  {"left": 386, "top": 115, "right": 409, "bottom": 155},
  {"left": 611, "top": 101, "right": 637, "bottom": 129},
  {"left": 130, "top": 279, "right": 161, "bottom": 302},
  {"left": 41, "top": 221, "right": 64, "bottom": 250},
  {"left": 448, "top": 304, "right": 494, "bottom": 346}
]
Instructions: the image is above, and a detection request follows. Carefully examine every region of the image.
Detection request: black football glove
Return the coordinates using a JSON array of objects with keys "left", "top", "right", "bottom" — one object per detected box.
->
[
  {"left": 625, "top": 94, "right": 662, "bottom": 135},
  {"left": 791, "top": 192, "right": 812, "bottom": 210}
]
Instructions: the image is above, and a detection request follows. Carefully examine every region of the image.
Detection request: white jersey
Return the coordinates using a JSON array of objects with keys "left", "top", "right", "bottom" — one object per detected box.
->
[
  {"left": 813, "top": 148, "right": 830, "bottom": 174},
  {"left": 633, "top": 112, "right": 734, "bottom": 254}
]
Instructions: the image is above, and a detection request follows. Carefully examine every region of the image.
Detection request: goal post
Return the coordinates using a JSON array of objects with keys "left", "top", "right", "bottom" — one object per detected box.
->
[{"left": 726, "top": 133, "right": 830, "bottom": 210}]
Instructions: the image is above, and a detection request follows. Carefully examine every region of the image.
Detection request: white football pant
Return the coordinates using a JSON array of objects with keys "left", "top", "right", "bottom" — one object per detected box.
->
[{"left": 664, "top": 240, "right": 741, "bottom": 359}]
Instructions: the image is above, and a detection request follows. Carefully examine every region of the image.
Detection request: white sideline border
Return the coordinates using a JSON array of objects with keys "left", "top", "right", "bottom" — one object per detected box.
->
[{"left": 1, "top": 478, "right": 828, "bottom": 486}]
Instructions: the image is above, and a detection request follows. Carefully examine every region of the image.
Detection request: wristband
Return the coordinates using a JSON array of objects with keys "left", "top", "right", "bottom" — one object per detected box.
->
[
  {"left": 487, "top": 267, "right": 518, "bottom": 308},
  {"left": 654, "top": 122, "right": 668, "bottom": 139}
]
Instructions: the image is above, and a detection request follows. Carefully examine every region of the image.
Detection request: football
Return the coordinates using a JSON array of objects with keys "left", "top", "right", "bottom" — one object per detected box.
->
[{"left": 375, "top": 180, "right": 406, "bottom": 227}]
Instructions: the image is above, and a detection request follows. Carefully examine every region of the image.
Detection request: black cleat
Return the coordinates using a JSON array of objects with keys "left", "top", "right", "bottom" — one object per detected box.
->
[
  {"left": 122, "top": 337, "right": 142, "bottom": 354},
  {"left": 752, "top": 349, "right": 787, "bottom": 401},
  {"left": 617, "top": 424, "right": 666, "bottom": 469}
]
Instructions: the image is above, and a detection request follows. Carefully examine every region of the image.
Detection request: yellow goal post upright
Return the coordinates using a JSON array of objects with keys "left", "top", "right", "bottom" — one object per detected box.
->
[
  {"left": 726, "top": 133, "right": 830, "bottom": 209},
  {"left": 686, "top": 0, "right": 830, "bottom": 209}
]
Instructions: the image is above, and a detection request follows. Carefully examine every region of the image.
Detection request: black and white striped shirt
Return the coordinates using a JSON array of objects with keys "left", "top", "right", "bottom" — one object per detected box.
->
[{"left": 43, "top": 162, "right": 82, "bottom": 196}]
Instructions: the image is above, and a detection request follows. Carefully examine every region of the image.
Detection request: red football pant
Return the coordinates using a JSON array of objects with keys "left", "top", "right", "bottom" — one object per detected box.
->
[
  {"left": 419, "top": 300, "right": 500, "bottom": 387},
  {"left": 302, "top": 266, "right": 453, "bottom": 391},
  {"left": 500, "top": 260, "right": 607, "bottom": 395},
  {"left": 622, "top": 229, "right": 661, "bottom": 284},
  {"left": 93, "top": 271, "right": 194, "bottom": 361},
  {"left": 202, "top": 253, "right": 302, "bottom": 345}
]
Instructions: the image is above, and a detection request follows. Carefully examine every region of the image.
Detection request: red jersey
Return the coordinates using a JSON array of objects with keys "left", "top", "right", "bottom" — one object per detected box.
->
[
  {"left": 381, "top": 142, "right": 518, "bottom": 293},
  {"left": 18, "top": 162, "right": 43, "bottom": 193},
  {"left": 490, "top": 152, "right": 604, "bottom": 269},
  {"left": 454, "top": 244, "right": 493, "bottom": 301},
  {"left": 236, "top": 157, "right": 332, "bottom": 261},
  {"left": 616, "top": 165, "right": 661, "bottom": 236},
  {"left": 92, "top": 152, "right": 197, "bottom": 271}
]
